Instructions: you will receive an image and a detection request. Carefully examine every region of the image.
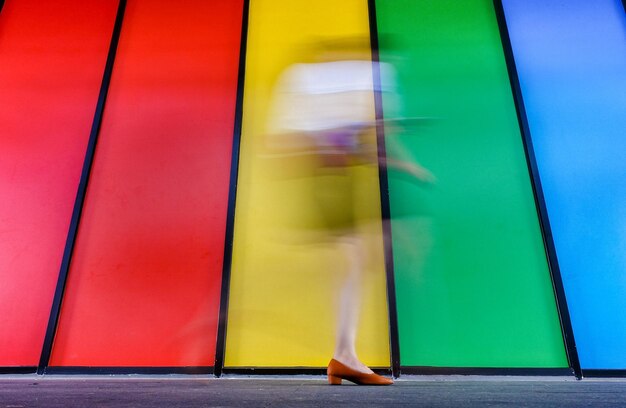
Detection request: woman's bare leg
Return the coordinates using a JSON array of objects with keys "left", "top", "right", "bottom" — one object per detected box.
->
[{"left": 332, "top": 235, "right": 373, "bottom": 374}]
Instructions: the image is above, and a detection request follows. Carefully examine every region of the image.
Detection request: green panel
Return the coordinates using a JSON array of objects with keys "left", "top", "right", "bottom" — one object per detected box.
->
[{"left": 375, "top": 0, "right": 567, "bottom": 367}]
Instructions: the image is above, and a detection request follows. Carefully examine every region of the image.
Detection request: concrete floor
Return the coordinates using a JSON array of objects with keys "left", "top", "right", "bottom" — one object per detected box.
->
[{"left": 1, "top": 376, "right": 625, "bottom": 407}]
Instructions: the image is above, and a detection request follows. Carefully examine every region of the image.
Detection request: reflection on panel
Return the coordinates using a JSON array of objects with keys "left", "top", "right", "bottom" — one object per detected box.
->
[
  {"left": 50, "top": 0, "right": 243, "bottom": 366},
  {"left": 376, "top": 0, "right": 567, "bottom": 367},
  {"left": 225, "top": 0, "right": 390, "bottom": 367},
  {"left": 502, "top": 0, "right": 626, "bottom": 369},
  {"left": 0, "top": 0, "right": 118, "bottom": 366}
]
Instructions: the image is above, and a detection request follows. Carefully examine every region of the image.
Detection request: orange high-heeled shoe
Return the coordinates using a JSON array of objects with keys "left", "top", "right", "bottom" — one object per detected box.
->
[{"left": 327, "top": 359, "right": 393, "bottom": 385}]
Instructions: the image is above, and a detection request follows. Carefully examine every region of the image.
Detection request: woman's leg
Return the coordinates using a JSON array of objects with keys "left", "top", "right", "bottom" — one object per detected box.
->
[{"left": 332, "top": 235, "right": 373, "bottom": 374}]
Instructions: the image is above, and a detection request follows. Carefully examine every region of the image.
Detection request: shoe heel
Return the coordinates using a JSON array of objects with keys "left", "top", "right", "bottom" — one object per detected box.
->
[{"left": 328, "top": 375, "right": 342, "bottom": 385}]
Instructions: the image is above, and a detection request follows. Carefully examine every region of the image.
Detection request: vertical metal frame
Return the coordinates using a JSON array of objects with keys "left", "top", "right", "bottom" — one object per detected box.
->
[
  {"left": 37, "top": 0, "right": 127, "bottom": 374},
  {"left": 492, "top": 0, "right": 582, "bottom": 379},
  {"left": 214, "top": 0, "right": 250, "bottom": 378},
  {"left": 367, "top": 0, "right": 402, "bottom": 379}
]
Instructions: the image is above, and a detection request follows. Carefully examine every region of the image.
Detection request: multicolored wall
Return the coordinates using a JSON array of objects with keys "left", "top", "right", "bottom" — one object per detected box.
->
[{"left": 0, "top": 0, "right": 624, "bottom": 376}]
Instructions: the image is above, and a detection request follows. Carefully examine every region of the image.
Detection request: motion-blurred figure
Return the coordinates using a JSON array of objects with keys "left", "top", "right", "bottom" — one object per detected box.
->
[{"left": 264, "top": 38, "right": 431, "bottom": 385}]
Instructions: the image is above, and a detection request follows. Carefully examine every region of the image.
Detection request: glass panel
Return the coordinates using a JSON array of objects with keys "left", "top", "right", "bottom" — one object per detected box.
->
[
  {"left": 0, "top": 0, "right": 118, "bottom": 366},
  {"left": 50, "top": 0, "right": 243, "bottom": 366},
  {"left": 502, "top": 0, "right": 626, "bottom": 369},
  {"left": 225, "top": 0, "right": 390, "bottom": 368},
  {"left": 376, "top": 0, "right": 568, "bottom": 367}
]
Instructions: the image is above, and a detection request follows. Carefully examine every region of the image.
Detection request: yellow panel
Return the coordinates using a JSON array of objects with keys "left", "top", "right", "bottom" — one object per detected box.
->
[{"left": 225, "top": 0, "right": 390, "bottom": 367}]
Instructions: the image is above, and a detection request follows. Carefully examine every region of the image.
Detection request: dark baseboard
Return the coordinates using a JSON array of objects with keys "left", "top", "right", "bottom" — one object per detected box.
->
[
  {"left": 582, "top": 369, "right": 626, "bottom": 378},
  {"left": 400, "top": 366, "right": 574, "bottom": 377},
  {"left": 42, "top": 366, "right": 214, "bottom": 375},
  {"left": 0, "top": 366, "right": 37, "bottom": 375},
  {"left": 221, "top": 367, "right": 391, "bottom": 376}
]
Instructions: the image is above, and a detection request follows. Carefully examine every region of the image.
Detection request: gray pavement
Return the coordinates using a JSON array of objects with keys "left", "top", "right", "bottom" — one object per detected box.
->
[{"left": 1, "top": 375, "right": 625, "bottom": 407}]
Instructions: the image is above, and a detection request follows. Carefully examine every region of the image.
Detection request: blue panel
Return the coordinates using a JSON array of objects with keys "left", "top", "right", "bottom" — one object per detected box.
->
[{"left": 501, "top": 0, "right": 626, "bottom": 369}]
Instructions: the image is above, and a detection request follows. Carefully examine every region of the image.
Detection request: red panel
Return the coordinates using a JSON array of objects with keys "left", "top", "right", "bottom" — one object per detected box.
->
[
  {"left": 0, "top": 0, "right": 118, "bottom": 366},
  {"left": 50, "top": 0, "right": 243, "bottom": 366}
]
